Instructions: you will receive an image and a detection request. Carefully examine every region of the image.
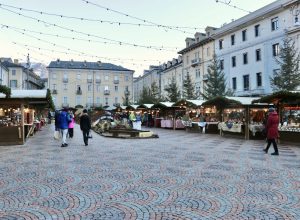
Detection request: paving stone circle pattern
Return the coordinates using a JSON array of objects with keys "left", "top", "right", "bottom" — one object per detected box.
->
[{"left": 0, "top": 124, "right": 300, "bottom": 219}]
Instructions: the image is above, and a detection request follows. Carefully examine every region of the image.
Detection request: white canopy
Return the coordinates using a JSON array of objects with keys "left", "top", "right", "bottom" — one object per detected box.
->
[
  {"left": 225, "top": 96, "right": 257, "bottom": 105},
  {"left": 0, "top": 90, "right": 47, "bottom": 99}
]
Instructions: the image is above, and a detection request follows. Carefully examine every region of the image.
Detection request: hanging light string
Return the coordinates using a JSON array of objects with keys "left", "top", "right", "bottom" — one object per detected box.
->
[
  {"left": 0, "top": 23, "right": 178, "bottom": 51},
  {"left": 215, "top": 0, "right": 251, "bottom": 13},
  {"left": 80, "top": 0, "right": 197, "bottom": 34},
  {"left": 0, "top": 6, "right": 178, "bottom": 51},
  {"left": 0, "top": 2, "right": 202, "bottom": 33}
]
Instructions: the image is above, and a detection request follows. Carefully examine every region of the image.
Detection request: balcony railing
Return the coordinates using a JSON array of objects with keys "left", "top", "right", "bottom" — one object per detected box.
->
[
  {"left": 52, "top": 89, "right": 57, "bottom": 94},
  {"left": 76, "top": 90, "right": 82, "bottom": 95},
  {"left": 113, "top": 79, "right": 119, "bottom": 84},
  {"left": 95, "top": 79, "right": 101, "bottom": 83},
  {"left": 62, "top": 78, "right": 68, "bottom": 83},
  {"left": 191, "top": 58, "right": 201, "bottom": 67},
  {"left": 87, "top": 79, "right": 92, "bottom": 83},
  {"left": 104, "top": 90, "right": 110, "bottom": 95}
]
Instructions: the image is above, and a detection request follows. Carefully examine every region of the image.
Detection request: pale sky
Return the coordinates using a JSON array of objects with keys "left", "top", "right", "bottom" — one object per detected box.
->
[{"left": 0, "top": 0, "right": 275, "bottom": 76}]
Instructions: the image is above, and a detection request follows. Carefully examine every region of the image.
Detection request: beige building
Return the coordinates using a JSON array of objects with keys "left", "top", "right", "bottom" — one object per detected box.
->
[
  {"left": 160, "top": 56, "right": 183, "bottom": 99},
  {"left": 0, "top": 58, "right": 43, "bottom": 90},
  {"left": 178, "top": 27, "right": 217, "bottom": 99},
  {"left": 133, "top": 65, "right": 161, "bottom": 103},
  {"left": 47, "top": 60, "right": 134, "bottom": 109},
  {"left": 0, "top": 61, "right": 9, "bottom": 86}
]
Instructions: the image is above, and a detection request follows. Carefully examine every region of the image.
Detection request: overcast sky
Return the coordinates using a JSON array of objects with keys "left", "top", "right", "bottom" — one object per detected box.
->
[{"left": 0, "top": 0, "right": 275, "bottom": 76}]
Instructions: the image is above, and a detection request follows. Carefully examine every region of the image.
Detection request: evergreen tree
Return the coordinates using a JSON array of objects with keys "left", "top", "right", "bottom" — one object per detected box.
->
[
  {"left": 204, "top": 54, "right": 230, "bottom": 99},
  {"left": 182, "top": 72, "right": 196, "bottom": 99},
  {"left": 270, "top": 37, "right": 300, "bottom": 91},
  {"left": 138, "top": 87, "right": 153, "bottom": 104},
  {"left": 122, "top": 90, "right": 131, "bottom": 106},
  {"left": 150, "top": 81, "right": 161, "bottom": 103},
  {"left": 164, "top": 77, "right": 181, "bottom": 102}
]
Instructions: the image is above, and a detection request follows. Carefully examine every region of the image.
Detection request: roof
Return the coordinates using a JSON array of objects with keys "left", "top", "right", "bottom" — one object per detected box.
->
[
  {"left": 0, "top": 89, "right": 47, "bottom": 99},
  {"left": 225, "top": 96, "right": 257, "bottom": 105},
  {"left": 178, "top": 37, "right": 214, "bottom": 54},
  {"left": 137, "top": 104, "right": 154, "bottom": 109},
  {"left": 47, "top": 60, "right": 133, "bottom": 72},
  {"left": 187, "top": 99, "right": 205, "bottom": 106},
  {"left": 151, "top": 102, "right": 175, "bottom": 109},
  {"left": 2, "top": 61, "right": 24, "bottom": 69}
]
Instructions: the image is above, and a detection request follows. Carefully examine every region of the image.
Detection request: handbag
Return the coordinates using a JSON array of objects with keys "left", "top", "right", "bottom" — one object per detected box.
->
[{"left": 54, "top": 130, "right": 60, "bottom": 140}]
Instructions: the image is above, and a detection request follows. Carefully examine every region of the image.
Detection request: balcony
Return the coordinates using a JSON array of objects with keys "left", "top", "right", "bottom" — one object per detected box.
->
[
  {"left": 62, "top": 103, "right": 69, "bottom": 108},
  {"left": 52, "top": 89, "right": 57, "bottom": 94},
  {"left": 95, "top": 79, "right": 101, "bottom": 84},
  {"left": 76, "top": 90, "right": 82, "bottom": 95},
  {"left": 203, "top": 74, "right": 209, "bottom": 81},
  {"left": 113, "top": 79, "right": 119, "bottom": 84},
  {"left": 62, "top": 78, "right": 68, "bottom": 83},
  {"left": 104, "top": 90, "right": 110, "bottom": 95},
  {"left": 191, "top": 58, "right": 201, "bottom": 67},
  {"left": 87, "top": 79, "right": 92, "bottom": 83}
]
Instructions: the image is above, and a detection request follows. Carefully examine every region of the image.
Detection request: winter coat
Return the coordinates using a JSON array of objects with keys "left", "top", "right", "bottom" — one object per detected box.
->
[
  {"left": 80, "top": 113, "right": 91, "bottom": 131},
  {"left": 266, "top": 112, "right": 279, "bottom": 139},
  {"left": 68, "top": 117, "right": 75, "bottom": 128},
  {"left": 58, "top": 111, "right": 71, "bottom": 129}
]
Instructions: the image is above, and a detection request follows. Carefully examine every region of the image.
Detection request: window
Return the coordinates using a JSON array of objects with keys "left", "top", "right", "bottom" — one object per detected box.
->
[
  {"left": 63, "top": 97, "right": 68, "bottom": 104},
  {"left": 256, "top": 49, "right": 261, "bottom": 61},
  {"left": 186, "top": 55, "right": 189, "bottom": 65},
  {"left": 256, "top": 72, "right": 262, "bottom": 87},
  {"left": 242, "top": 30, "right": 247, "bottom": 41},
  {"left": 220, "top": 59, "right": 224, "bottom": 70},
  {"left": 114, "top": 76, "right": 118, "bottom": 80},
  {"left": 63, "top": 73, "right": 68, "bottom": 80},
  {"left": 115, "top": 85, "right": 118, "bottom": 91},
  {"left": 271, "top": 17, "right": 279, "bottom": 31},
  {"left": 77, "top": 85, "right": 81, "bottom": 90},
  {"left": 52, "top": 73, "right": 57, "bottom": 79},
  {"left": 88, "top": 84, "right": 92, "bottom": 91},
  {"left": 96, "top": 84, "right": 100, "bottom": 92},
  {"left": 255, "top": 24, "right": 260, "bottom": 37},
  {"left": 105, "top": 85, "right": 109, "bottom": 91},
  {"left": 76, "top": 96, "right": 81, "bottom": 105},
  {"left": 232, "top": 56, "right": 236, "bottom": 67},
  {"left": 12, "top": 70, "right": 16, "bottom": 76},
  {"left": 125, "top": 75, "right": 129, "bottom": 81},
  {"left": 96, "top": 97, "right": 100, "bottom": 104},
  {"left": 115, "top": 97, "right": 118, "bottom": 103},
  {"left": 88, "top": 74, "right": 92, "bottom": 80},
  {"left": 243, "top": 75, "right": 249, "bottom": 91},
  {"left": 105, "top": 75, "right": 108, "bottom": 81},
  {"left": 207, "top": 47, "right": 210, "bottom": 56},
  {"left": 219, "top": 39, "right": 223, "bottom": 49},
  {"left": 125, "top": 86, "right": 129, "bottom": 91},
  {"left": 88, "top": 97, "right": 92, "bottom": 105},
  {"left": 231, "top": 35, "right": 235, "bottom": 46},
  {"left": 243, "top": 53, "right": 248, "bottom": 64},
  {"left": 63, "top": 83, "right": 67, "bottom": 90},
  {"left": 10, "top": 80, "right": 17, "bottom": 88},
  {"left": 52, "top": 84, "right": 56, "bottom": 89},
  {"left": 232, "top": 77, "right": 237, "bottom": 90},
  {"left": 77, "top": 73, "right": 81, "bottom": 80},
  {"left": 196, "top": 69, "right": 200, "bottom": 78},
  {"left": 272, "top": 43, "right": 279, "bottom": 56},
  {"left": 105, "top": 97, "right": 108, "bottom": 105}
]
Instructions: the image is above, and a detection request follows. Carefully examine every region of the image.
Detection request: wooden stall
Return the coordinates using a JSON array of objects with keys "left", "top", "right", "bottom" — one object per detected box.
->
[
  {"left": 0, "top": 90, "right": 50, "bottom": 145},
  {"left": 253, "top": 91, "right": 300, "bottom": 144}
]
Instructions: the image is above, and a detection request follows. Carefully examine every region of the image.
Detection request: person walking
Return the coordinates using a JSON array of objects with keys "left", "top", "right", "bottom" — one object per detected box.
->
[
  {"left": 58, "top": 108, "right": 71, "bottom": 147},
  {"left": 68, "top": 111, "right": 75, "bottom": 138},
  {"left": 80, "top": 109, "right": 91, "bottom": 146},
  {"left": 263, "top": 107, "right": 279, "bottom": 156}
]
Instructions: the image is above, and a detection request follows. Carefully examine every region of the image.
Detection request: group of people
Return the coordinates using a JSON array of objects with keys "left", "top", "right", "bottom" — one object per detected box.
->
[{"left": 54, "top": 108, "right": 91, "bottom": 147}]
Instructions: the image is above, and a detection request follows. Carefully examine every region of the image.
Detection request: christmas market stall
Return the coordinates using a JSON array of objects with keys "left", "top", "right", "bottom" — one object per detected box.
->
[
  {"left": 136, "top": 104, "right": 154, "bottom": 126},
  {"left": 151, "top": 102, "right": 185, "bottom": 129},
  {"left": 0, "top": 89, "right": 53, "bottom": 145},
  {"left": 252, "top": 91, "right": 300, "bottom": 143}
]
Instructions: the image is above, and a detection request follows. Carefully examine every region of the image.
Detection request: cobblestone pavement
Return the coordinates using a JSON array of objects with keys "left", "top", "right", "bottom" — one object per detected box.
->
[{"left": 0, "top": 124, "right": 300, "bottom": 220}]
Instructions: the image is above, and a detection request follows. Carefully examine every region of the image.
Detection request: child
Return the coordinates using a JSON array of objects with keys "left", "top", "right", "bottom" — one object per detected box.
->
[{"left": 68, "top": 112, "right": 75, "bottom": 138}]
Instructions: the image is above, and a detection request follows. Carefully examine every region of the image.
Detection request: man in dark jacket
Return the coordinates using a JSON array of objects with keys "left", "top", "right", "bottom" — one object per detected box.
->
[
  {"left": 263, "top": 108, "right": 279, "bottom": 155},
  {"left": 80, "top": 109, "right": 91, "bottom": 146}
]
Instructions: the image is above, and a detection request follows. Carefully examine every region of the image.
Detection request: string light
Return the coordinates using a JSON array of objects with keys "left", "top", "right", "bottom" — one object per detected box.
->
[
  {"left": 215, "top": 0, "right": 251, "bottom": 13},
  {"left": 0, "top": 6, "right": 178, "bottom": 51},
  {"left": 0, "top": 2, "right": 202, "bottom": 32}
]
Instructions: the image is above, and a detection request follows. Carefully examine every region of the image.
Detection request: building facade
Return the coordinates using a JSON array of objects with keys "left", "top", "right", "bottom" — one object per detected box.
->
[
  {"left": 213, "top": 0, "right": 300, "bottom": 96},
  {"left": 47, "top": 60, "right": 134, "bottom": 109},
  {"left": 0, "top": 61, "right": 9, "bottom": 86}
]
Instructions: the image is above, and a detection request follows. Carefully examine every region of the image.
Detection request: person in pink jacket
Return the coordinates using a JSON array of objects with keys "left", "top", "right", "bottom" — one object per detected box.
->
[{"left": 68, "top": 111, "right": 75, "bottom": 138}]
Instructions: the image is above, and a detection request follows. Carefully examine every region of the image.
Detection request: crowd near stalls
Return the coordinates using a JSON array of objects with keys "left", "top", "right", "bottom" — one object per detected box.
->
[
  {"left": 253, "top": 91, "right": 300, "bottom": 143},
  {"left": 0, "top": 90, "right": 51, "bottom": 145}
]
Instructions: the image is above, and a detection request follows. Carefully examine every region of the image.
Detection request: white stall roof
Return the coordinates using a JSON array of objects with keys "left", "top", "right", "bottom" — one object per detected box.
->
[
  {"left": 225, "top": 96, "right": 257, "bottom": 105},
  {"left": 129, "top": 104, "right": 139, "bottom": 110},
  {"left": 187, "top": 99, "right": 205, "bottom": 106},
  {"left": 0, "top": 90, "right": 47, "bottom": 99},
  {"left": 159, "top": 102, "right": 175, "bottom": 107}
]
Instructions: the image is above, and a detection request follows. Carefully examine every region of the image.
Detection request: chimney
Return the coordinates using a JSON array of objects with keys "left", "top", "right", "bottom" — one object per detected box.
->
[{"left": 14, "top": 59, "right": 18, "bottom": 64}]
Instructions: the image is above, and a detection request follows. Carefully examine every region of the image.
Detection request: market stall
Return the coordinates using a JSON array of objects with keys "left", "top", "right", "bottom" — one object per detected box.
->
[
  {"left": 0, "top": 89, "right": 52, "bottom": 145},
  {"left": 253, "top": 91, "right": 300, "bottom": 144}
]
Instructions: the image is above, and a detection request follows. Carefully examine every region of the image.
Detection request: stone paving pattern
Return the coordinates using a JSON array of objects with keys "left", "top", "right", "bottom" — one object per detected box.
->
[{"left": 0, "top": 124, "right": 300, "bottom": 219}]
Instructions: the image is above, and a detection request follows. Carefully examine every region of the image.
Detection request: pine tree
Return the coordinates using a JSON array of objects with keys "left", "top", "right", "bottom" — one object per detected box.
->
[
  {"left": 164, "top": 77, "right": 181, "bottom": 102},
  {"left": 150, "top": 81, "right": 160, "bottom": 103},
  {"left": 182, "top": 72, "right": 195, "bottom": 99},
  {"left": 270, "top": 37, "right": 300, "bottom": 91},
  {"left": 204, "top": 54, "right": 230, "bottom": 99},
  {"left": 138, "top": 87, "right": 153, "bottom": 104}
]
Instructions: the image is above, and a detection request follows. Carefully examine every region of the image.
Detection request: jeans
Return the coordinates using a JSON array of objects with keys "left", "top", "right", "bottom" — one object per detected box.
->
[
  {"left": 82, "top": 129, "right": 89, "bottom": 145},
  {"left": 61, "top": 129, "right": 68, "bottom": 145}
]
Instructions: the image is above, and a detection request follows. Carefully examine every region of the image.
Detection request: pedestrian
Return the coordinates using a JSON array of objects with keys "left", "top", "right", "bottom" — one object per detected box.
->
[
  {"left": 80, "top": 109, "right": 91, "bottom": 146},
  {"left": 68, "top": 111, "right": 75, "bottom": 138},
  {"left": 58, "top": 108, "right": 72, "bottom": 147},
  {"left": 263, "top": 107, "right": 279, "bottom": 156}
]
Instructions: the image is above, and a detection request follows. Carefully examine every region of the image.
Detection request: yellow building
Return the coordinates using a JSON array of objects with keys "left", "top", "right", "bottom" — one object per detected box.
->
[{"left": 47, "top": 60, "right": 134, "bottom": 109}]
